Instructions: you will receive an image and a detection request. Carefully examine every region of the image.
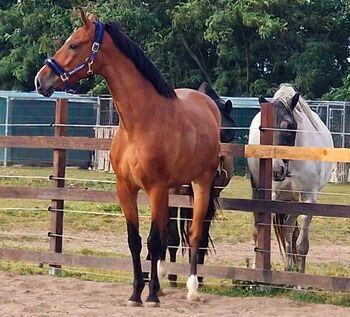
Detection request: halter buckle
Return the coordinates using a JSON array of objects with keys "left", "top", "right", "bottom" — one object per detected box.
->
[
  {"left": 92, "top": 42, "right": 100, "bottom": 53},
  {"left": 87, "top": 61, "right": 94, "bottom": 76},
  {"left": 60, "top": 73, "right": 69, "bottom": 82}
]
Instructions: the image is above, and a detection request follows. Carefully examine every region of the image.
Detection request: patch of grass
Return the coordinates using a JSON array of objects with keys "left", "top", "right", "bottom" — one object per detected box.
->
[
  {"left": 289, "top": 290, "right": 350, "bottom": 307},
  {"left": 201, "top": 282, "right": 350, "bottom": 307},
  {"left": 211, "top": 212, "right": 253, "bottom": 244},
  {"left": 201, "top": 283, "right": 283, "bottom": 298},
  {"left": 76, "top": 248, "right": 129, "bottom": 258},
  {"left": 58, "top": 268, "right": 132, "bottom": 283},
  {"left": 306, "top": 262, "right": 350, "bottom": 278},
  {"left": 0, "top": 260, "right": 46, "bottom": 275},
  {"left": 0, "top": 260, "right": 132, "bottom": 283}
]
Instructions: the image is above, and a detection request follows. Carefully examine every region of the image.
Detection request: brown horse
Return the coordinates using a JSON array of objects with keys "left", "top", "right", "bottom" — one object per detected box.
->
[
  {"left": 161, "top": 82, "right": 235, "bottom": 288},
  {"left": 35, "top": 12, "right": 220, "bottom": 306}
]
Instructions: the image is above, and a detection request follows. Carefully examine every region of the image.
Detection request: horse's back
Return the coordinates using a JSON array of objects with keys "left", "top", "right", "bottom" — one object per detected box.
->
[
  {"left": 294, "top": 108, "right": 334, "bottom": 187},
  {"left": 175, "top": 88, "right": 221, "bottom": 127}
]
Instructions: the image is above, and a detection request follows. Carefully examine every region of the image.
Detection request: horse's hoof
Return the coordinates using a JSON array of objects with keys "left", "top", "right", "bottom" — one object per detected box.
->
[
  {"left": 126, "top": 300, "right": 143, "bottom": 307},
  {"left": 145, "top": 301, "right": 160, "bottom": 308},
  {"left": 158, "top": 288, "right": 166, "bottom": 297},
  {"left": 187, "top": 292, "right": 201, "bottom": 303}
]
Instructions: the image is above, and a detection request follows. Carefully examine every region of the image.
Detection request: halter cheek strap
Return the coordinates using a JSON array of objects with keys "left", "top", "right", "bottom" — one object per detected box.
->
[{"left": 44, "top": 21, "right": 105, "bottom": 84}]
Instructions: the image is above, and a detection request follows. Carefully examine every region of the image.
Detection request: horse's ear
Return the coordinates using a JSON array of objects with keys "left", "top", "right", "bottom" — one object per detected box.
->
[
  {"left": 77, "top": 7, "right": 88, "bottom": 25},
  {"left": 87, "top": 13, "right": 98, "bottom": 23},
  {"left": 76, "top": 8, "right": 94, "bottom": 28},
  {"left": 224, "top": 100, "right": 232, "bottom": 114},
  {"left": 198, "top": 82, "right": 208, "bottom": 93},
  {"left": 199, "top": 82, "right": 220, "bottom": 100},
  {"left": 290, "top": 93, "right": 300, "bottom": 110},
  {"left": 259, "top": 96, "right": 269, "bottom": 105}
]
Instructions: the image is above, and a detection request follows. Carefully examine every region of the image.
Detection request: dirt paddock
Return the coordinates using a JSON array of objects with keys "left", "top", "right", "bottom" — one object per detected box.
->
[{"left": 0, "top": 272, "right": 349, "bottom": 317}]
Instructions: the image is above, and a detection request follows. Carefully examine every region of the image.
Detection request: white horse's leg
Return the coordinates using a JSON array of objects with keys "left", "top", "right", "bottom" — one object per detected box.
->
[
  {"left": 296, "top": 195, "right": 316, "bottom": 273},
  {"left": 296, "top": 215, "right": 312, "bottom": 273},
  {"left": 283, "top": 214, "right": 298, "bottom": 271},
  {"left": 157, "top": 259, "right": 167, "bottom": 296}
]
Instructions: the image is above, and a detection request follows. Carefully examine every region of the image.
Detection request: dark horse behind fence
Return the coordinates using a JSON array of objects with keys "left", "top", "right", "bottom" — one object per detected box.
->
[
  {"left": 153, "top": 82, "right": 236, "bottom": 288},
  {"left": 35, "top": 10, "right": 223, "bottom": 306}
]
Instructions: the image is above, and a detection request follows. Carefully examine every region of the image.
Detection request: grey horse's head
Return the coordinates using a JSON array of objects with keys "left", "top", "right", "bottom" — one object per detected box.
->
[{"left": 259, "top": 92, "right": 299, "bottom": 181}]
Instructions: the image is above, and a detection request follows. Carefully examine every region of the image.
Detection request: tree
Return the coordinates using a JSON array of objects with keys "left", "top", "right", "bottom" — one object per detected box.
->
[
  {"left": 0, "top": 0, "right": 349, "bottom": 99},
  {"left": 0, "top": 0, "right": 81, "bottom": 90}
]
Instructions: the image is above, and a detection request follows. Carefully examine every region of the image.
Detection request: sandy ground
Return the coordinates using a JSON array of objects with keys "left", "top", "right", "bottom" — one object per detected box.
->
[{"left": 0, "top": 271, "right": 349, "bottom": 317}]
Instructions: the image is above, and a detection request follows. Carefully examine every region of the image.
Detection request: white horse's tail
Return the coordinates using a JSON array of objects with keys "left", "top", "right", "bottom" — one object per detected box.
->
[{"left": 273, "top": 214, "right": 300, "bottom": 263}]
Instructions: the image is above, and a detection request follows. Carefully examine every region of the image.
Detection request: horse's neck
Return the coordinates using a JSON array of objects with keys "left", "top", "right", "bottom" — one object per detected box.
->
[
  {"left": 295, "top": 108, "right": 333, "bottom": 147},
  {"left": 99, "top": 48, "right": 160, "bottom": 132}
]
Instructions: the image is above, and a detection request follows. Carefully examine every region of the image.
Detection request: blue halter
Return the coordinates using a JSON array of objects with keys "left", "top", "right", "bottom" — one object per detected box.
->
[{"left": 45, "top": 22, "right": 105, "bottom": 84}]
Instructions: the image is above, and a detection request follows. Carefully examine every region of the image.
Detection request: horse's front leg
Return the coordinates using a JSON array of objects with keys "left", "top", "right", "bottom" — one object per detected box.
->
[
  {"left": 117, "top": 182, "right": 144, "bottom": 307},
  {"left": 296, "top": 214, "right": 312, "bottom": 273},
  {"left": 283, "top": 213, "right": 298, "bottom": 271},
  {"left": 187, "top": 177, "right": 212, "bottom": 302},
  {"left": 296, "top": 195, "right": 316, "bottom": 273},
  {"left": 146, "top": 186, "right": 169, "bottom": 307}
]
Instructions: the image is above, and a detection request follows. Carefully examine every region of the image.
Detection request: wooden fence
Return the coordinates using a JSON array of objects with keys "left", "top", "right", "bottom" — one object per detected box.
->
[
  {"left": 95, "top": 127, "right": 116, "bottom": 172},
  {"left": 0, "top": 99, "right": 350, "bottom": 291}
]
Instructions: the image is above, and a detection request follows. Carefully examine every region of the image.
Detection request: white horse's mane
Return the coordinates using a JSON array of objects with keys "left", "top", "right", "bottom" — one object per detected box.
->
[{"left": 274, "top": 84, "right": 322, "bottom": 131}]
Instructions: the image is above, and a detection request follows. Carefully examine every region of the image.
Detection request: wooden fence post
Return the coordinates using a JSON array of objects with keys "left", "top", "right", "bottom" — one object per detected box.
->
[
  {"left": 255, "top": 102, "right": 274, "bottom": 270},
  {"left": 49, "top": 99, "right": 68, "bottom": 275}
]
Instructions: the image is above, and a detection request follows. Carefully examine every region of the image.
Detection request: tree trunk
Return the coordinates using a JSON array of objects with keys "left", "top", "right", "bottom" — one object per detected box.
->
[{"left": 179, "top": 34, "right": 213, "bottom": 86}]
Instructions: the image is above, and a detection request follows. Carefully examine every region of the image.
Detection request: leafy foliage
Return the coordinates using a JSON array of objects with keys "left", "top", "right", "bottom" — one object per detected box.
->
[{"left": 0, "top": 0, "right": 349, "bottom": 99}]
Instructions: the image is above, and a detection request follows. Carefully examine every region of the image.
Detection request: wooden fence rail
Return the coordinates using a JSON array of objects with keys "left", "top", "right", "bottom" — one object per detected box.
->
[
  {"left": 0, "top": 99, "right": 349, "bottom": 292},
  {"left": 0, "top": 137, "right": 349, "bottom": 162},
  {"left": 0, "top": 248, "right": 349, "bottom": 291},
  {"left": 0, "top": 186, "right": 350, "bottom": 217}
]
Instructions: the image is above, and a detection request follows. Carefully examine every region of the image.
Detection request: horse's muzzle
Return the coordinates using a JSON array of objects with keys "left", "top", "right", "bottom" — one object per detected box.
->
[
  {"left": 272, "top": 160, "right": 289, "bottom": 182},
  {"left": 273, "top": 171, "right": 286, "bottom": 182},
  {"left": 35, "top": 74, "right": 55, "bottom": 97}
]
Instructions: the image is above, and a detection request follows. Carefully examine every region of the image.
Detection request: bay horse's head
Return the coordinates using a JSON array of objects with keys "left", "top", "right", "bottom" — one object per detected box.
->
[
  {"left": 35, "top": 9, "right": 103, "bottom": 97},
  {"left": 198, "top": 82, "right": 236, "bottom": 143},
  {"left": 259, "top": 92, "right": 299, "bottom": 182}
]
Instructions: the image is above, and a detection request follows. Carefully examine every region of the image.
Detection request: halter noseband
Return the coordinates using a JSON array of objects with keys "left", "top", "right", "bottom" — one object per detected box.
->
[{"left": 44, "top": 22, "right": 105, "bottom": 84}]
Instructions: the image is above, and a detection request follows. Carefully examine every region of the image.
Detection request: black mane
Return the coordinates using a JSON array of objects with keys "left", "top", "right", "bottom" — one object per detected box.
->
[{"left": 105, "top": 22, "right": 176, "bottom": 99}]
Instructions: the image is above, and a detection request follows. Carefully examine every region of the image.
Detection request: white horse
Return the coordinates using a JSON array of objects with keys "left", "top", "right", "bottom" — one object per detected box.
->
[{"left": 247, "top": 84, "right": 334, "bottom": 273}]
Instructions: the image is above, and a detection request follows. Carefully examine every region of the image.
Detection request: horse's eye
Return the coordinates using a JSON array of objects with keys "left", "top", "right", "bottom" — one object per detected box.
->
[{"left": 69, "top": 43, "right": 79, "bottom": 50}]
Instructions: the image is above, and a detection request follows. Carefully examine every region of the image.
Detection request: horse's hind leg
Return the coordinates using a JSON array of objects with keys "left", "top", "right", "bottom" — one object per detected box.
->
[
  {"left": 168, "top": 207, "right": 180, "bottom": 287},
  {"left": 197, "top": 196, "right": 216, "bottom": 286},
  {"left": 296, "top": 214, "right": 312, "bottom": 273},
  {"left": 187, "top": 173, "right": 213, "bottom": 302},
  {"left": 146, "top": 186, "right": 169, "bottom": 306},
  {"left": 117, "top": 182, "right": 144, "bottom": 307}
]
